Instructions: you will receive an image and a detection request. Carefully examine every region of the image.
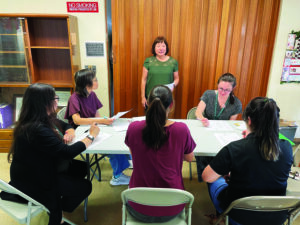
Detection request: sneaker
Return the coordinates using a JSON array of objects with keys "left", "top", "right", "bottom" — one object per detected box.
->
[
  {"left": 128, "top": 160, "right": 133, "bottom": 169},
  {"left": 110, "top": 173, "right": 130, "bottom": 186}
]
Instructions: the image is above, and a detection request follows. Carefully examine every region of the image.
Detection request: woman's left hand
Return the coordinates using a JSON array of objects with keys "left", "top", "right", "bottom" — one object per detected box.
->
[{"left": 63, "top": 129, "right": 75, "bottom": 144}]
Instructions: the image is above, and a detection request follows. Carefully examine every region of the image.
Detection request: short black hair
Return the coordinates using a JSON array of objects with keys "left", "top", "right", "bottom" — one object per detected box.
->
[
  {"left": 151, "top": 36, "right": 169, "bottom": 56},
  {"left": 74, "top": 69, "right": 96, "bottom": 97}
]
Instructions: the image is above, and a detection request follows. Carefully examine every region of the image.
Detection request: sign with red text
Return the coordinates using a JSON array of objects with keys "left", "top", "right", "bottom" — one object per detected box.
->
[{"left": 67, "top": 2, "right": 99, "bottom": 13}]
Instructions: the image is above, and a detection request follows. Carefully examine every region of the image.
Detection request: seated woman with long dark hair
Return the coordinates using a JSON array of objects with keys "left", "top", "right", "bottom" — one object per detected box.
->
[
  {"left": 202, "top": 97, "right": 293, "bottom": 225},
  {"left": 125, "top": 85, "right": 196, "bottom": 223},
  {"left": 2, "top": 83, "right": 100, "bottom": 225}
]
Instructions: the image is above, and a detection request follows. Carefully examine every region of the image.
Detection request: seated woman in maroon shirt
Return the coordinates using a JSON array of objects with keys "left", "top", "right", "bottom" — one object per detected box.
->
[
  {"left": 65, "top": 69, "right": 130, "bottom": 186},
  {"left": 125, "top": 85, "right": 196, "bottom": 223}
]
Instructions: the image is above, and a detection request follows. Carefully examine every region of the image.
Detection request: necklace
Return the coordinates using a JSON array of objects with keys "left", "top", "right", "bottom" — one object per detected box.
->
[{"left": 214, "top": 92, "right": 229, "bottom": 119}]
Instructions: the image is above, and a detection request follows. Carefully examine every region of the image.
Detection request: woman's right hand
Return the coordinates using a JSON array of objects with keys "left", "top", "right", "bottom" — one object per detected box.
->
[
  {"left": 89, "top": 123, "right": 100, "bottom": 137},
  {"left": 201, "top": 118, "right": 210, "bottom": 127},
  {"left": 141, "top": 97, "right": 147, "bottom": 108}
]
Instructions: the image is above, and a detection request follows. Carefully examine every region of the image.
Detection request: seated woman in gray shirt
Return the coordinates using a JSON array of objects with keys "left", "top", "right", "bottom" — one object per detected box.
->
[{"left": 195, "top": 73, "right": 242, "bottom": 181}]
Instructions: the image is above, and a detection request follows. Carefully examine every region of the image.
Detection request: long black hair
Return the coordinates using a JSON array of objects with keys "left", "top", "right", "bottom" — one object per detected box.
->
[
  {"left": 8, "top": 83, "right": 59, "bottom": 162},
  {"left": 75, "top": 69, "right": 95, "bottom": 97},
  {"left": 243, "top": 97, "right": 280, "bottom": 161},
  {"left": 142, "top": 85, "right": 173, "bottom": 150},
  {"left": 217, "top": 73, "right": 237, "bottom": 104}
]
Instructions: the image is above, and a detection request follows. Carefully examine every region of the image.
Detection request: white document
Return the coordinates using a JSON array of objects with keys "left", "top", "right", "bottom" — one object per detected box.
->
[
  {"left": 215, "top": 132, "right": 241, "bottom": 146},
  {"left": 112, "top": 119, "right": 130, "bottom": 132},
  {"left": 164, "top": 82, "right": 174, "bottom": 90},
  {"left": 207, "top": 121, "right": 234, "bottom": 131},
  {"left": 131, "top": 116, "right": 146, "bottom": 121},
  {"left": 232, "top": 121, "right": 247, "bottom": 130},
  {"left": 112, "top": 109, "right": 132, "bottom": 120},
  {"left": 73, "top": 132, "right": 111, "bottom": 149}
]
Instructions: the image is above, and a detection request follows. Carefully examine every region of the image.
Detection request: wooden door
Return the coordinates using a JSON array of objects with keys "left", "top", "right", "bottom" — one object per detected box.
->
[{"left": 111, "top": 0, "right": 280, "bottom": 118}]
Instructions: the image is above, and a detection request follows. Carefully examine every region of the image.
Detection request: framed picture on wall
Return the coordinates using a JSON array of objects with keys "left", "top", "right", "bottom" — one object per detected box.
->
[{"left": 13, "top": 94, "right": 23, "bottom": 122}]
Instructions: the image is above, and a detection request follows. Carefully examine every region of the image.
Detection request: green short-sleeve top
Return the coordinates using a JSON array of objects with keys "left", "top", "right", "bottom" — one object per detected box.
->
[{"left": 144, "top": 56, "right": 178, "bottom": 97}]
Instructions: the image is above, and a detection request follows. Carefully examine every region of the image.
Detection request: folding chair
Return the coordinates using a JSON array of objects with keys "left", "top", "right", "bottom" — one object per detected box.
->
[
  {"left": 214, "top": 196, "right": 300, "bottom": 225},
  {"left": 121, "top": 187, "right": 194, "bottom": 225},
  {"left": 0, "top": 178, "right": 76, "bottom": 225},
  {"left": 186, "top": 107, "right": 197, "bottom": 180}
]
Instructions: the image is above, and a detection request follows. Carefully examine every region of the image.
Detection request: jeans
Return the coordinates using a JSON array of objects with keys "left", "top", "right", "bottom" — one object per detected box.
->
[
  {"left": 109, "top": 154, "right": 130, "bottom": 177},
  {"left": 207, "top": 177, "right": 241, "bottom": 225}
]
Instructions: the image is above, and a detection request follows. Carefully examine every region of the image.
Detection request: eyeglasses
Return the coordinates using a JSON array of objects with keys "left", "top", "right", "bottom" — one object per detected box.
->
[
  {"left": 54, "top": 97, "right": 60, "bottom": 102},
  {"left": 218, "top": 87, "right": 232, "bottom": 93},
  {"left": 93, "top": 78, "right": 98, "bottom": 82}
]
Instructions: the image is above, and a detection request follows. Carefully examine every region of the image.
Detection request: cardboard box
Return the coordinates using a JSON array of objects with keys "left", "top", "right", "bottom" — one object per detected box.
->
[{"left": 0, "top": 104, "right": 13, "bottom": 129}]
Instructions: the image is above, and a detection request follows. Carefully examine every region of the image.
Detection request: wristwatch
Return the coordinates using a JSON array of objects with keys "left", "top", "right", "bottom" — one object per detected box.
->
[{"left": 86, "top": 134, "right": 95, "bottom": 142}]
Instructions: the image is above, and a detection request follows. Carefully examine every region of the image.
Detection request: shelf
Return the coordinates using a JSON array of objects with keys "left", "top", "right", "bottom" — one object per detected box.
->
[
  {"left": 35, "top": 80, "right": 73, "bottom": 88},
  {"left": 0, "top": 82, "right": 30, "bottom": 87},
  {"left": 0, "top": 51, "right": 24, "bottom": 53},
  {"left": 30, "top": 46, "right": 70, "bottom": 49},
  {"left": 0, "top": 65, "right": 27, "bottom": 68}
]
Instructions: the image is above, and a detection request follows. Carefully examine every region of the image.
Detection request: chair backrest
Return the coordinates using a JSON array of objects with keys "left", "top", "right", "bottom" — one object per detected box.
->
[
  {"left": 216, "top": 196, "right": 300, "bottom": 225},
  {"left": 121, "top": 187, "right": 194, "bottom": 225},
  {"left": 186, "top": 107, "right": 197, "bottom": 120},
  {"left": 57, "top": 107, "right": 68, "bottom": 123}
]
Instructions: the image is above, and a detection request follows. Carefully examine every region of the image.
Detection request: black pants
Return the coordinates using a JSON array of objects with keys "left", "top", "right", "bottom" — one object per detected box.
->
[
  {"left": 48, "top": 159, "right": 92, "bottom": 225},
  {"left": 195, "top": 156, "right": 214, "bottom": 182}
]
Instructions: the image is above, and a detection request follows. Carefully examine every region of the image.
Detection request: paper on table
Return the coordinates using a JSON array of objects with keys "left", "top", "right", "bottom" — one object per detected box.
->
[
  {"left": 131, "top": 116, "right": 145, "bottom": 121},
  {"left": 214, "top": 132, "right": 241, "bottom": 146},
  {"left": 233, "top": 121, "right": 246, "bottom": 130},
  {"left": 112, "top": 119, "right": 130, "bottom": 132},
  {"left": 207, "top": 121, "right": 234, "bottom": 131},
  {"left": 72, "top": 132, "right": 111, "bottom": 149},
  {"left": 112, "top": 109, "right": 132, "bottom": 120}
]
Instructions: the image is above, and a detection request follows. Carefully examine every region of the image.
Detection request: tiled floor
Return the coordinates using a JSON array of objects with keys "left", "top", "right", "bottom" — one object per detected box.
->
[{"left": 0, "top": 149, "right": 300, "bottom": 225}]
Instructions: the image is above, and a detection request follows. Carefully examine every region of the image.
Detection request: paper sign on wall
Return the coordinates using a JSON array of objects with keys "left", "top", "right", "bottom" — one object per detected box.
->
[{"left": 67, "top": 2, "right": 99, "bottom": 13}]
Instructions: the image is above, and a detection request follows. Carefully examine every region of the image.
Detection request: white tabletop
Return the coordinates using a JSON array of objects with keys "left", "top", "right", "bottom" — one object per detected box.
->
[{"left": 75, "top": 119, "right": 245, "bottom": 156}]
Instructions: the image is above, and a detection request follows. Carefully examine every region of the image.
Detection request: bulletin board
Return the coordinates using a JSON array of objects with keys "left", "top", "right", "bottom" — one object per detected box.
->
[{"left": 281, "top": 30, "right": 300, "bottom": 83}]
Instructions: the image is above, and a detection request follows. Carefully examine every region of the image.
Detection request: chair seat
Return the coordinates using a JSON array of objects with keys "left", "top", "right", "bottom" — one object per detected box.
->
[
  {"left": 0, "top": 198, "right": 44, "bottom": 224},
  {"left": 125, "top": 210, "right": 187, "bottom": 225}
]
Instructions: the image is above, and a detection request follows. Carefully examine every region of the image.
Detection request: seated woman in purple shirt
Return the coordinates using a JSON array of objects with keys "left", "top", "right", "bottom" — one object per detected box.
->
[
  {"left": 125, "top": 85, "right": 196, "bottom": 223},
  {"left": 65, "top": 69, "right": 130, "bottom": 186}
]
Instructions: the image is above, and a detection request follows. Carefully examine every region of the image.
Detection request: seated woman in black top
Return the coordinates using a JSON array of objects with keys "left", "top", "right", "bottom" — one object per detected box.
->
[
  {"left": 1, "top": 83, "right": 100, "bottom": 225},
  {"left": 202, "top": 97, "right": 293, "bottom": 225}
]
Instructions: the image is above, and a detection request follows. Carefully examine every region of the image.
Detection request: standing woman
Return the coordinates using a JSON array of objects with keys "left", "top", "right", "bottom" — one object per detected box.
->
[
  {"left": 125, "top": 85, "right": 196, "bottom": 223},
  {"left": 141, "top": 36, "right": 179, "bottom": 108},
  {"left": 65, "top": 69, "right": 130, "bottom": 186},
  {"left": 195, "top": 73, "right": 242, "bottom": 181},
  {"left": 2, "top": 83, "right": 99, "bottom": 225},
  {"left": 202, "top": 97, "right": 293, "bottom": 225}
]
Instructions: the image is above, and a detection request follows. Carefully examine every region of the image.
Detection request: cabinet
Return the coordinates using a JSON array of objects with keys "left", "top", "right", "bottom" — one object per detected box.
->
[{"left": 0, "top": 14, "right": 81, "bottom": 152}]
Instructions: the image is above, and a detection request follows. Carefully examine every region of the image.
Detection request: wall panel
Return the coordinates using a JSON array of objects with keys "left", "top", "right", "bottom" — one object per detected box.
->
[{"left": 112, "top": 0, "right": 280, "bottom": 118}]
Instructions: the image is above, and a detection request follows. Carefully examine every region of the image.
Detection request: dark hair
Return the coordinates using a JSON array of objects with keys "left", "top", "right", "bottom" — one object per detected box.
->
[
  {"left": 217, "top": 73, "right": 237, "bottom": 104},
  {"left": 75, "top": 69, "right": 96, "bottom": 97},
  {"left": 142, "top": 85, "right": 173, "bottom": 149},
  {"left": 242, "top": 97, "right": 280, "bottom": 161},
  {"left": 151, "top": 36, "right": 169, "bottom": 56},
  {"left": 8, "top": 83, "right": 60, "bottom": 162}
]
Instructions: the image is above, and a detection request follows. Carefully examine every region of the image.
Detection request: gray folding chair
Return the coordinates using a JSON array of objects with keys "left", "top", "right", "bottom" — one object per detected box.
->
[
  {"left": 186, "top": 107, "right": 197, "bottom": 180},
  {"left": 121, "top": 187, "right": 194, "bottom": 225},
  {"left": 214, "top": 196, "right": 300, "bottom": 225},
  {"left": 57, "top": 106, "right": 68, "bottom": 123},
  {"left": 0, "top": 178, "right": 76, "bottom": 225}
]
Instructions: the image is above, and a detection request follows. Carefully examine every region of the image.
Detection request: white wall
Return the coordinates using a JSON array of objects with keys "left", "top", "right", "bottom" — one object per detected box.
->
[
  {"left": 0, "top": 0, "right": 110, "bottom": 116},
  {"left": 267, "top": 0, "right": 300, "bottom": 139}
]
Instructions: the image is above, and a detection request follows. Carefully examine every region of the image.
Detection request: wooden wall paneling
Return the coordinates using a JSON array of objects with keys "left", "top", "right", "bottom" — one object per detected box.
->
[
  {"left": 111, "top": 0, "right": 120, "bottom": 114},
  {"left": 129, "top": 0, "right": 138, "bottom": 117},
  {"left": 137, "top": 0, "right": 145, "bottom": 116},
  {"left": 111, "top": 0, "right": 281, "bottom": 119}
]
